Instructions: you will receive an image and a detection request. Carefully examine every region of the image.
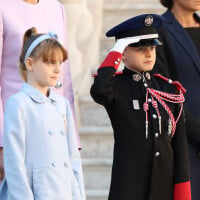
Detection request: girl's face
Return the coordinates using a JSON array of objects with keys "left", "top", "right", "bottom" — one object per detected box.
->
[
  {"left": 26, "top": 49, "right": 63, "bottom": 95},
  {"left": 122, "top": 46, "right": 156, "bottom": 73},
  {"left": 173, "top": 0, "right": 200, "bottom": 12}
]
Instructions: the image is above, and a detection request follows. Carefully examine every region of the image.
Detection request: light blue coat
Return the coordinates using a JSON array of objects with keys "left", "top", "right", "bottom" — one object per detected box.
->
[{"left": 0, "top": 83, "right": 85, "bottom": 200}]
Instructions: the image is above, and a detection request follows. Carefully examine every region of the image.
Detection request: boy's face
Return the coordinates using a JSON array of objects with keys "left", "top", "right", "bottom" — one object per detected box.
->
[{"left": 122, "top": 46, "right": 156, "bottom": 73}]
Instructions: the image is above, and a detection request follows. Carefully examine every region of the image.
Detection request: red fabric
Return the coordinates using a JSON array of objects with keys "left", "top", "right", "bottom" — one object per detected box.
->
[
  {"left": 99, "top": 51, "right": 122, "bottom": 70},
  {"left": 154, "top": 73, "right": 186, "bottom": 94},
  {"left": 173, "top": 181, "right": 191, "bottom": 200},
  {"left": 172, "top": 81, "right": 186, "bottom": 94}
]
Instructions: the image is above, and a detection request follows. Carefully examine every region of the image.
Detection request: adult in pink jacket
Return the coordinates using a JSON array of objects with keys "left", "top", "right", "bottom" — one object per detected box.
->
[{"left": 0, "top": 0, "right": 80, "bottom": 181}]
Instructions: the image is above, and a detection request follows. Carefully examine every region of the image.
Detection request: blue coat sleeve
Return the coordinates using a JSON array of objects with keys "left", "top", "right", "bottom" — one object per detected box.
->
[
  {"left": 3, "top": 96, "right": 34, "bottom": 200},
  {"left": 65, "top": 100, "right": 86, "bottom": 200}
]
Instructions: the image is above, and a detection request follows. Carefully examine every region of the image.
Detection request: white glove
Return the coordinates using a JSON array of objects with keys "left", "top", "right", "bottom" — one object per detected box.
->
[{"left": 110, "top": 37, "right": 140, "bottom": 53}]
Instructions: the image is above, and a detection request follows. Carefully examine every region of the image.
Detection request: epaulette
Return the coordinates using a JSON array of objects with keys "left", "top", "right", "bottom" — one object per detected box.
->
[{"left": 153, "top": 73, "right": 186, "bottom": 94}]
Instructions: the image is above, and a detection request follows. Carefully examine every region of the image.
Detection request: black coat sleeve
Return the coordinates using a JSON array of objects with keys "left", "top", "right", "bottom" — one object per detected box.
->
[
  {"left": 172, "top": 104, "right": 191, "bottom": 199},
  {"left": 90, "top": 51, "right": 122, "bottom": 106}
]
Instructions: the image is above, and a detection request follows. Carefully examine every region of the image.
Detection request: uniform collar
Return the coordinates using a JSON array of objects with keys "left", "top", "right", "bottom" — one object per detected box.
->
[
  {"left": 123, "top": 67, "right": 152, "bottom": 82},
  {"left": 22, "top": 83, "right": 57, "bottom": 103}
]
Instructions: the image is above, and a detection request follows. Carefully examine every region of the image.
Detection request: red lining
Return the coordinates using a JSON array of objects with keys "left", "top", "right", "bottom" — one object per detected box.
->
[{"left": 174, "top": 181, "right": 191, "bottom": 200}]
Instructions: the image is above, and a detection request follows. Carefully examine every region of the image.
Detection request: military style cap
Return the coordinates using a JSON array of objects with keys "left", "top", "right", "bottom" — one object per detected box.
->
[{"left": 106, "top": 14, "right": 163, "bottom": 47}]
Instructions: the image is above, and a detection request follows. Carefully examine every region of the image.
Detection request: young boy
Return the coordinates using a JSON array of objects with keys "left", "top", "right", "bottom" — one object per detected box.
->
[{"left": 90, "top": 14, "right": 191, "bottom": 200}]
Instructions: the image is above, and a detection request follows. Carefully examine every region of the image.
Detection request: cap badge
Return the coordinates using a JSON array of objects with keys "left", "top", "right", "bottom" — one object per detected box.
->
[{"left": 144, "top": 15, "right": 153, "bottom": 27}]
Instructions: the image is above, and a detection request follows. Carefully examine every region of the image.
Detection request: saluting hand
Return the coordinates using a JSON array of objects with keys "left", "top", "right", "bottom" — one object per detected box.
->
[
  {"left": 0, "top": 147, "right": 5, "bottom": 181},
  {"left": 110, "top": 37, "right": 140, "bottom": 53}
]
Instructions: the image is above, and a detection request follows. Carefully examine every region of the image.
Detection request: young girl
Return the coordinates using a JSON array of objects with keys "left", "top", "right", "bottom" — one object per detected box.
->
[
  {"left": 0, "top": 27, "right": 85, "bottom": 200},
  {"left": 90, "top": 14, "right": 191, "bottom": 200}
]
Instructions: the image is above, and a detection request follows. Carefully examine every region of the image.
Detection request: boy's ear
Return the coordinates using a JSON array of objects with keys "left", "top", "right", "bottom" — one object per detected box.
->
[
  {"left": 122, "top": 51, "right": 127, "bottom": 62},
  {"left": 25, "top": 58, "right": 34, "bottom": 71}
]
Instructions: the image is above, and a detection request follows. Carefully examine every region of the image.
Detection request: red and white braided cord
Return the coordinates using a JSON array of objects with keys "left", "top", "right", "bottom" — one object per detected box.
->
[{"left": 146, "top": 88, "right": 184, "bottom": 136}]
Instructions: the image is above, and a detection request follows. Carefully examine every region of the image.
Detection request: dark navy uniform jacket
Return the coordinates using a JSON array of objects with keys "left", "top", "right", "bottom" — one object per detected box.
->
[{"left": 91, "top": 51, "right": 190, "bottom": 200}]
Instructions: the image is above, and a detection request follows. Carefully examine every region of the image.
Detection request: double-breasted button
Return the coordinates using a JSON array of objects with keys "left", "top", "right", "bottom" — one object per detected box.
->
[
  {"left": 60, "top": 131, "right": 65, "bottom": 136},
  {"left": 52, "top": 162, "right": 56, "bottom": 167},
  {"left": 48, "top": 130, "right": 54, "bottom": 135},
  {"left": 114, "top": 61, "right": 118, "bottom": 65},
  {"left": 155, "top": 133, "right": 159, "bottom": 138},
  {"left": 152, "top": 114, "right": 157, "bottom": 119},
  {"left": 155, "top": 152, "right": 160, "bottom": 157},
  {"left": 64, "top": 163, "right": 68, "bottom": 168}
]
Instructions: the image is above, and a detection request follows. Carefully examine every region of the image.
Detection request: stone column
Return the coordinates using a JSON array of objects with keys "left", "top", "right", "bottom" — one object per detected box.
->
[{"left": 60, "top": 0, "right": 103, "bottom": 125}]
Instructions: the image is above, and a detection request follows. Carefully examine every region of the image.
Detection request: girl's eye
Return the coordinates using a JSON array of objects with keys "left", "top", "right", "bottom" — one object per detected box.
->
[{"left": 47, "top": 61, "right": 55, "bottom": 65}]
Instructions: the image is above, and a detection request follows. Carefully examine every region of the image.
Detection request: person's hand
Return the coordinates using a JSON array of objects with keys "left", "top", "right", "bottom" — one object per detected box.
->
[
  {"left": 110, "top": 37, "right": 140, "bottom": 53},
  {"left": 0, "top": 147, "right": 5, "bottom": 181}
]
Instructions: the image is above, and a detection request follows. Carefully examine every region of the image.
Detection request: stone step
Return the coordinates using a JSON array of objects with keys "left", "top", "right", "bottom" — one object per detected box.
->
[
  {"left": 86, "top": 189, "right": 108, "bottom": 200},
  {"left": 79, "top": 96, "right": 111, "bottom": 126},
  {"left": 82, "top": 158, "right": 112, "bottom": 190},
  {"left": 80, "top": 126, "right": 114, "bottom": 159}
]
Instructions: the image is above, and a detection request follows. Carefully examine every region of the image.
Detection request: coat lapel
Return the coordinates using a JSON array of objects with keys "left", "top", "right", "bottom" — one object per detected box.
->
[{"left": 162, "top": 10, "right": 200, "bottom": 73}]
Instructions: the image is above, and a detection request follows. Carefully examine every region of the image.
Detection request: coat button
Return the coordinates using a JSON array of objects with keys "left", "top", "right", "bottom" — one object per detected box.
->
[
  {"left": 52, "top": 162, "right": 56, "bottom": 167},
  {"left": 60, "top": 131, "right": 65, "bottom": 136},
  {"left": 64, "top": 163, "right": 68, "bottom": 168},
  {"left": 114, "top": 61, "right": 118, "bottom": 65},
  {"left": 152, "top": 114, "right": 157, "bottom": 119},
  {"left": 144, "top": 83, "right": 148, "bottom": 87},
  {"left": 155, "top": 152, "right": 160, "bottom": 157},
  {"left": 155, "top": 133, "right": 159, "bottom": 138},
  {"left": 148, "top": 98, "right": 152, "bottom": 102},
  {"left": 48, "top": 130, "right": 54, "bottom": 135}
]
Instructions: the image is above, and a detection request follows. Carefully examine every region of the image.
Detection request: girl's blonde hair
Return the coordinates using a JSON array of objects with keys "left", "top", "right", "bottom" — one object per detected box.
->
[{"left": 19, "top": 27, "right": 68, "bottom": 82}]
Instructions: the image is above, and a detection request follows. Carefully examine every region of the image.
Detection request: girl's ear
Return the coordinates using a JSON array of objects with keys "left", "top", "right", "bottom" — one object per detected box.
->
[{"left": 25, "top": 57, "right": 34, "bottom": 72}]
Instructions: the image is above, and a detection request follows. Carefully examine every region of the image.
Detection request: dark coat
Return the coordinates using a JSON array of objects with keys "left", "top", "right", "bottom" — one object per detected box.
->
[
  {"left": 154, "top": 10, "right": 200, "bottom": 200},
  {"left": 91, "top": 52, "right": 190, "bottom": 200}
]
